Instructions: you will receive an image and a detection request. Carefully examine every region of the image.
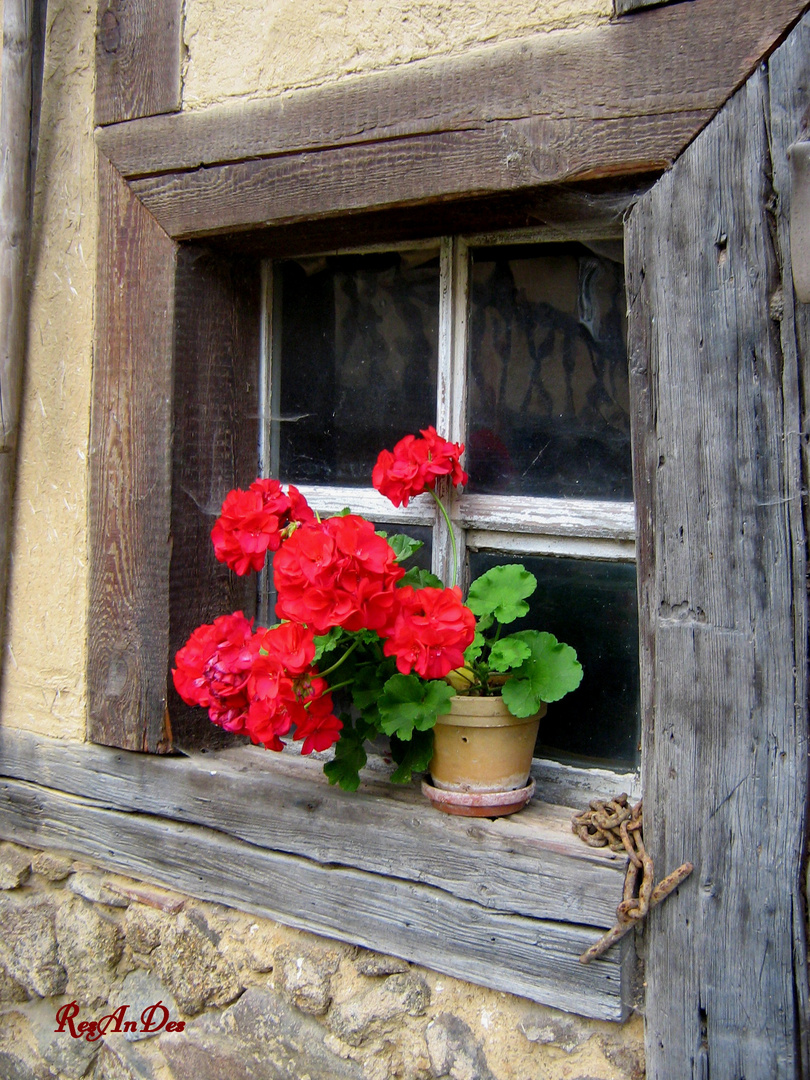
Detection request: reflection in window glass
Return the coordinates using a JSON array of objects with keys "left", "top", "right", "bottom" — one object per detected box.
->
[
  {"left": 375, "top": 524, "right": 433, "bottom": 575},
  {"left": 467, "top": 241, "right": 631, "bottom": 499},
  {"left": 275, "top": 249, "right": 440, "bottom": 486},
  {"left": 468, "top": 552, "right": 640, "bottom": 769}
]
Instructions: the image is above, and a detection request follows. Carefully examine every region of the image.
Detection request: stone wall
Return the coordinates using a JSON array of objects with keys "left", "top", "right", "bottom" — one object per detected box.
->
[{"left": 0, "top": 841, "right": 644, "bottom": 1080}]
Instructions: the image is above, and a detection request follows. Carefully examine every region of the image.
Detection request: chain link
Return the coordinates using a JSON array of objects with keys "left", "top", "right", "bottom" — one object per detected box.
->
[{"left": 572, "top": 795, "right": 693, "bottom": 964}]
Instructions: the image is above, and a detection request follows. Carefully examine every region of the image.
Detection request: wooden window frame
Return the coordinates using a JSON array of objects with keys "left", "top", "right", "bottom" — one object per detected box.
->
[{"left": 1, "top": 0, "right": 807, "bottom": 1062}]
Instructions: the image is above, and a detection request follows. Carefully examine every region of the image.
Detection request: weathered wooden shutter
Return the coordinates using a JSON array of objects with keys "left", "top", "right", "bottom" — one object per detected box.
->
[{"left": 626, "top": 15, "right": 809, "bottom": 1079}]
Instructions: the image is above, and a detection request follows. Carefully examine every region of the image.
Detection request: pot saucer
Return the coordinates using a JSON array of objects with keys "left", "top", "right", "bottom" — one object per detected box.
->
[{"left": 421, "top": 777, "right": 535, "bottom": 817}]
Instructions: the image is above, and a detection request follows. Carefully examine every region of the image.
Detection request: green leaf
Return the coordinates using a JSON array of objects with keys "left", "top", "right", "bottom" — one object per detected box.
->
[
  {"left": 488, "top": 636, "right": 532, "bottom": 672},
  {"left": 323, "top": 718, "right": 368, "bottom": 791},
  {"left": 463, "top": 630, "right": 486, "bottom": 665},
  {"left": 500, "top": 631, "right": 583, "bottom": 717},
  {"left": 313, "top": 627, "right": 345, "bottom": 662},
  {"left": 350, "top": 662, "right": 389, "bottom": 714},
  {"left": 467, "top": 565, "right": 537, "bottom": 624},
  {"left": 378, "top": 675, "right": 455, "bottom": 741},
  {"left": 398, "top": 566, "right": 444, "bottom": 589},
  {"left": 389, "top": 729, "right": 435, "bottom": 784},
  {"left": 383, "top": 533, "right": 424, "bottom": 564}
]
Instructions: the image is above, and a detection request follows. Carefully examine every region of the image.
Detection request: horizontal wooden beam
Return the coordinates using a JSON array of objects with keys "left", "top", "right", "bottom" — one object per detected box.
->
[
  {"left": 92, "top": 0, "right": 809, "bottom": 239},
  {"left": 97, "top": 0, "right": 804, "bottom": 180},
  {"left": 0, "top": 731, "right": 632, "bottom": 1020},
  {"left": 0, "top": 729, "right": 626, "bottom": 928},
  {"left": 124, "top": 117, "right": 702, "bottom": 240}
]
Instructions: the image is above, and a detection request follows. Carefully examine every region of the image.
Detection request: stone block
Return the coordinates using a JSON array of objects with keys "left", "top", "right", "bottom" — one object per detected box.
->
[
  {"left": 235, "top": 919, "right": 278, "bottom": 973},
  {"left": 0, "top": 842, "right": 32, "bottom": 889},
  {"left": 518, "top": 1010, "right": 592, "bottom": 1052},
  {"left": 0, "top": 895, "right": 67, "bottom": 997},
  {"left": 0, "top": 960, "right": 31, "bottom": 1003},
  {"left": 425, "top": 1013, "right": 495, "bottom": 1080},
  {"left": 328, "top": 972, "right": 430, "bottom": 1046},
  {"left": 26, "top": 997, "right": 100, "bottom": 1079},
  {"left": 353, "top": 949, "right": 410, "bottom": 977},
  {"left": 94, "top": 1035, "right": 168, "bottom": 1080},
  {"left": 159, "top": 986, "right": 365, "bottom": 1080},
  {"left": 55, "top": 896, "right": 124, "bottom": 1007},
  {"left": 150, "top": 910, "right": 241, "bottom": 1015},
  {"left": 0, "top": 1008, "right": 57, "bottom": 1080},
  {"left": 274, "top": 943, "right": 341, "bottom": 1015},
  {"left": 31, "top": 850, "right": 74, "bottom": 883},
  {"left": 124, "top": 904, "right": 167, "bottom": 957},
  {"left": 119, "top": 969, "right": 181, "bottom": 1042},
  {"left": 104, "top": 878, "right": 185, "bottom": 913},
  {"left": 68, "top": 872, "right": 129, "bottom": 908}
]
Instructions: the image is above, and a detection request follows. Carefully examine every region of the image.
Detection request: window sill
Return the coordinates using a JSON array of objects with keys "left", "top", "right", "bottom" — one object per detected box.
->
[{"left": 0, "top": 727, "right": 637, "bottom": 1021}]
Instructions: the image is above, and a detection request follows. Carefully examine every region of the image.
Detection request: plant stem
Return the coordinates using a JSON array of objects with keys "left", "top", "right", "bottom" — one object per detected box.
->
[
  {"left": 429, "top": 487, "right": 458, "bottom": 588},
  {"left": 322, "top": 678, "right": 354, "bottom": 696},
  {"left": 318, "top": 638, "right": 360, "bottom": 678}
]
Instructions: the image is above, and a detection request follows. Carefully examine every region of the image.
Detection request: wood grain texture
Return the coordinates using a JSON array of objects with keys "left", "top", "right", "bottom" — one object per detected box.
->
[
  {"left": 169, "top": 247, "right": 261, "bottom": 749},
  {"left": 626, "top": 18, "right": 809, "bottom": 1075},
  {"left": 0, "top": 744, "right": 633, "bottom": 1020},
  {"left": 98, "top": 0, "right": 805, "bottom": 180},
  {"left": 95, "top": 0, "right": 181, "bottom": 126},
  {"left": 88, "top": 158, "right": 176, "bottom": 751},
  {"left": 763, "top": 18, "right": 810, "bottom": 1074},
  {"left": 128, "top": 115, "right": 708, "bottom": 241},
  {"left": 0, "top": 729, "right": 628, "bottom": 929}
]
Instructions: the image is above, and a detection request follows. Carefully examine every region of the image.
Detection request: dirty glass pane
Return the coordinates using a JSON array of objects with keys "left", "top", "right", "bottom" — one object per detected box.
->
[
  {"left": 468, "top": 552, "right": 640, "bottom": 769},
  {"left": 273, "top": 249, "right": 440, "bottom": 486},
  {"left": 466, "top": 241, "right": 631, "bottom": 499}
]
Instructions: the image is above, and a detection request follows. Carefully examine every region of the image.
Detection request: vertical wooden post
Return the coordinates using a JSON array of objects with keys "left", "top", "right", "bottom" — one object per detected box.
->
[
  {"left": 626, "top": 17, "right": 809, "bottom": 1076},
  {"left": 0, "top": 0, "right": 47, "bottom": 697}
]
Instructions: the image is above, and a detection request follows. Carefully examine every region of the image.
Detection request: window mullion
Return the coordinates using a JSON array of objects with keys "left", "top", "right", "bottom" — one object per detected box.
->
[
  {"left": 258, "top": 259, "right": 275, "bottom": 625},
  {"left": 434, "top": 237, "right": 469, "bottom": 588}
]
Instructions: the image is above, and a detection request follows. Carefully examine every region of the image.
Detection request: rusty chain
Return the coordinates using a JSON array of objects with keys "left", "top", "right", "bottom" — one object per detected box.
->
[{"left": 572, "top": 794, "right": 693, "bottom": 964}]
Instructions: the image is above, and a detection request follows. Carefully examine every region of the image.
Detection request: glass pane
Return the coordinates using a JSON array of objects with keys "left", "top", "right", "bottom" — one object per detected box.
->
[
  {"left": 273, "top": 249, "right": 440, "bottom": 486},
  {"left": 468, "top": 552, "right": 640, "bottom": 770},
  {"left": 375, "top": 523, "right": 433, "bottom": 575},
  {"left": 467, "top": 241, "right": 631, "bottom": 499}
]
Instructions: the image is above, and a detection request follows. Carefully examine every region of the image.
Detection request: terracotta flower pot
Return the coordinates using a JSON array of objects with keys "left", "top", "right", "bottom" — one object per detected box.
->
[{"left": 428, "top": 695, "right": 547, "bottom": 794}]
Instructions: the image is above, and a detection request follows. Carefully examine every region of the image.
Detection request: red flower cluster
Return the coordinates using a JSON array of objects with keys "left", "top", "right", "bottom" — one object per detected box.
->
[
  {"left": 383, "top": 585, "right": 476, "bottom": 679},
  {"left": 212, "top": 479, "right": 315, "bottom": 575},
  {"left": 372, "top": 426, "right": 468, "bottom": 508},
  {"left": 273, "top": 514, "right": 405, "bottom": 635},
  {"left": 172, "top": 613, "right": 341, "bottom": 754}
]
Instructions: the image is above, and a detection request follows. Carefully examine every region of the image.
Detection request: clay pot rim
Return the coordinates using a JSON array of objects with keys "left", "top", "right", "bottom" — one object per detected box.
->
[{"left": 436, "top": 695, "right": 547, "bottom": 728}]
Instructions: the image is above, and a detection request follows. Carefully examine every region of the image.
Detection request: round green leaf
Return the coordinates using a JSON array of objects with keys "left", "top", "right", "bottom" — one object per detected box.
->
[{"left": 467, "top": 565, "right": 537, "bottom": 624}]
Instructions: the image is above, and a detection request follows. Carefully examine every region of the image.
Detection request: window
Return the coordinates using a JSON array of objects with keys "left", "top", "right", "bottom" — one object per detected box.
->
[{"left": 259, "top": 229, "right": 639, "bottom": 773}]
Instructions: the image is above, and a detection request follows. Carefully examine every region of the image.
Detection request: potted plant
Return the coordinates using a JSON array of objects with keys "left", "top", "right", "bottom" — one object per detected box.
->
[{"left": 173, "top": 428, "right": 583, "bottom": 815}]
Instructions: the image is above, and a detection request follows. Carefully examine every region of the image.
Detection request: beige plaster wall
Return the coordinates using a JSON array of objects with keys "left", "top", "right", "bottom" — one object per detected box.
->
[
  {"left": 182, "top": 0, "right": 612, "bottom": 109},
  {"left": 1, "top": 0, "right": 96, "bottom": 740}
]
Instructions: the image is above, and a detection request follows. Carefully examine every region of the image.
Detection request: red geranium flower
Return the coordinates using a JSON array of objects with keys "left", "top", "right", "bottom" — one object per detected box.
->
[
  {"left": 172, "top": 611, "right": 256, "bottom": 733},
  {"left": 211, "top": 479, "right": 315, "bottom": 576},
  {"left": 372, "top": 427, "right": 468, "bottom": 508},
  {"left": 383, "top": 585, "right": 476, "bottom": 679},
  {"left": 291, "top": 675, "right": 343, "bottom": 754},
  {"left": 274, "top": 514, "right": 404, "bottom": 635}
]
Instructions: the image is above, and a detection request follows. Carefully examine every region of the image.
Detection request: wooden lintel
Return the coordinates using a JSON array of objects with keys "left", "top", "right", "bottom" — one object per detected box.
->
[{"left": 98, "top": 0, "right": 807, "bottom": 181}]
